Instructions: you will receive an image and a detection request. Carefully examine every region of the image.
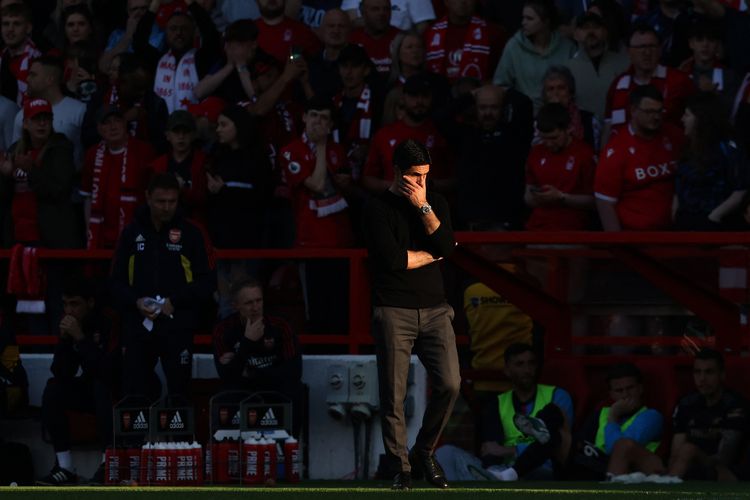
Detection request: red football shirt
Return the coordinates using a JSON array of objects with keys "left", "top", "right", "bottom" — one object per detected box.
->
[
  {"left": 594, "top": 125, "right": 684, "bottom": 230},
  {"left": 256, "top": 17, "right": 322, "bottom": 65},
  {"left": 279, "top": 135, "right": 354, "bottom": 248},
  {"left": 348, "top": 27, "right": 400, "bottom": 74},
  {"left": 605, "top": 65, "right": 695, "bottom": 128},
  {"left": 363, "top": 119, "right": 451, "bottom": 181},
  {"left": 525, "top": 139, "right": 596, "bottom": 230}
]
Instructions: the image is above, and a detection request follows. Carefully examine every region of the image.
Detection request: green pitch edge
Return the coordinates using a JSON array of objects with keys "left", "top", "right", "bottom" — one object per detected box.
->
[{"left": 2, "top": 484, "right": 750, "bottom": 499}]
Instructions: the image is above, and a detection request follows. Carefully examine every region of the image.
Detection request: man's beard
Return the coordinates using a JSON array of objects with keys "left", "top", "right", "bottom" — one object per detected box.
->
[{"left": 585, "top": 35, "right": 605, "bottom": 56}]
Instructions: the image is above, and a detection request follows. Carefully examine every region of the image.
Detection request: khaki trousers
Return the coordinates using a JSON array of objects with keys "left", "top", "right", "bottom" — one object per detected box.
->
[{"left": 372, "top": 304, "right": 461, "bottom": 472}]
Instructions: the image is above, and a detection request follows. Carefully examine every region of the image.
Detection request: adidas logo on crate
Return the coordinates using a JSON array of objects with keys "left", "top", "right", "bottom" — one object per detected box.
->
[
  {"left": 260, "top": 408, "right": 278, "bottom": 427},
  {"left": 170, "top": 412, "right": 185, "bottom": 430},
  {"left": 134, "top": 412, "right": 148, "bottom": 430}
]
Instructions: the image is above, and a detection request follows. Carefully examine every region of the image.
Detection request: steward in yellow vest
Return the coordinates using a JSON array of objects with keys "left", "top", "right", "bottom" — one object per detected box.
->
[
  {"left": 479, "top": 344, "right": 574, "bottom": 481},
  {"left": 570, "top": 363, "right": 664, "bottom": 480}
]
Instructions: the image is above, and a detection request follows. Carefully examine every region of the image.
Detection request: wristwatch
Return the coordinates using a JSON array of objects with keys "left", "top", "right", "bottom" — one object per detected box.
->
[{"left": 419, "top": 202, "right": 432, "bottom": 215}]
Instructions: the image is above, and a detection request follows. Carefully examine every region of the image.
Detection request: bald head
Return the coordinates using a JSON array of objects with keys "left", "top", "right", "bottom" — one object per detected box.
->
[
  {"left": 475, "top": 85, "right": 505, "bottom": 130},
  {"left": 321, "top": 8, "right": 351, "bottom": 48}
]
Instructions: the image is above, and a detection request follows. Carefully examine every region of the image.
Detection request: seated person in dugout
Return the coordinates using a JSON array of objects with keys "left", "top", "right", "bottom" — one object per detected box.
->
[
  {"left": 436, "top": 356, "right": 668, "bottom": 481},
  {"left": 569, "top": 363, "right": 664, "bottom": 480},
  {"left": 435, "top": 343, "right": 574, "bottom": 481},
  {"left": 668, "top": 348, "right": 748, "bottom": 481},
  {"left": 495, "top": 353, "right": 747, "bottom": 483},
  {"left": 38, "top": 276, "right": 120, "bottom": 486},
  {"left": 212, "top": 277, "right": 304, "bottom": 436}
]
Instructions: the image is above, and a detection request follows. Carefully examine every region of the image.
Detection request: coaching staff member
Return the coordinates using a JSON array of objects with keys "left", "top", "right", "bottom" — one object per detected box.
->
[
  {"left": 111, "top": 173, "right": 215, "bottom": 399},
  {"left": 363, "top": 139, "right": 460, "bottom": 490}
]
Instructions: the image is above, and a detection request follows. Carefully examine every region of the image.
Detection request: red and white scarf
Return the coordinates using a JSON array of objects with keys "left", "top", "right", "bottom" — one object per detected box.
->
[
  {"left": 332, "top": 85, "right": 373, "bottom": 144},
  {"left": 332, "top": 85, "right": 372, "bottom": 178},
  {"left": 425, "top": 16, "right": 491, "bottom": 81},
  {"left": 87, "top": 141, "right": 138, "bottom": 249},
  {"left": 0, "top": 39, "right": 41, "bottom": 105},
  {"left": 154, "top": 49, "right": 199, "bottom": 113},
  {"left": 301, "top": 134, "right": 348, "bottom": 218},
  {"left": 679, "top": 59, "right": 725, "bottom": 91}
]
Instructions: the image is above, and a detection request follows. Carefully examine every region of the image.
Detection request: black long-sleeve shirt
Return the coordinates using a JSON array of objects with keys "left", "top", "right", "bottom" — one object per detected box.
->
[
  {"left": 50, "top": 311, "right": 120, "bottom": 387},
  {"left": 212, "top": 314, "right": 302, "bottom": 389},
  {"left": 110, "top": 206, "right": 216, "bottom": 322},
  {"left": 363, "top": 190, "right": 454, "bottom": 308},
  {"left": 206, "top": 146, "right": 273, "bottom": 249}
]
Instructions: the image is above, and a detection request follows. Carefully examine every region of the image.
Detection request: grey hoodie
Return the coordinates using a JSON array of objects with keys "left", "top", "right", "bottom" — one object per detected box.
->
[{"left": 493, "top": 30, "right": 576, "bottom": 111}]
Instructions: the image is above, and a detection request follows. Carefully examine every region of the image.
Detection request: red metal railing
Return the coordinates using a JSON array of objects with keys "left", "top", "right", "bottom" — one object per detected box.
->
[
  {"left": 453, "top": 231, "right": 750, "bottom": 358},
  {"left": 5, "top": 231, "right": 750, "bottom": 356}
]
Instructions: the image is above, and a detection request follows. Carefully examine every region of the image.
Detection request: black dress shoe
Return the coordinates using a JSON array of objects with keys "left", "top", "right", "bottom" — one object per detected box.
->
[
  {"left": 409, "top": 451, "right": 449, "bottom": 489},
  {"left": 391, "top": 471, "right": 412, "bottom": 490}
]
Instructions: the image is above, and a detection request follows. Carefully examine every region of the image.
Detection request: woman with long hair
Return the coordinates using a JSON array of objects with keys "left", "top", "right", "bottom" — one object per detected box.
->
[
  {"left": 207, "top": 105, "right": 274, "bottom": 318},
  {"left": 493, "top": 0, "right": 575, "bottom": 110},
  {"left": 206, "top": 105, "right": 273, "bottom": 249},
  {"left": 385, "top": 31, "right": 450, "bottom": 115},
  {"left": 388, "top": 31, "right": 426, "bottom": 86},
  {"left": 673, "top": 92, "right": 749, "bottom": 230},
  {"left": 0, "top": 99, "right": 81, "bottom": 248},
  {"left": 61, "top": 4, "right": 96, "bottom": 47},
  {"left": 60, "top": 5, "right": 101, "bottom": 100}
]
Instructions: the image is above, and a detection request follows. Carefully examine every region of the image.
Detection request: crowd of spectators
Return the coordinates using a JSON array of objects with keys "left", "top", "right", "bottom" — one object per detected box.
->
[
  {"left": 0, "top": 0, "right": 748, "bottom": 255},
  {"left": 1, "top": 0, "right": 750, "bottom": 488}
]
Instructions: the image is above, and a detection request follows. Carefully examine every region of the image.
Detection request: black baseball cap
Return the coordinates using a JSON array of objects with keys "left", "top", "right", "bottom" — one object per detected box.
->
[{"left": 167, "top": 110, "right": 196, "bottom": 132}]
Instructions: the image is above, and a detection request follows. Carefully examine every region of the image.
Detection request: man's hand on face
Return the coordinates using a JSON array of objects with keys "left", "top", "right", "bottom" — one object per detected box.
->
[
  {"left": 59, "top": 314, "right": 84, "bottom": 342},
  {"left": 308, "top": 122, "right": 330, "bottom": 146},
  {"left": 225, "top": 42, "right": 252, "bottom": 66},
  {"left": 398, "top": 174, "right": 427, "bottom": 209},
  {"left": 609, "top": 397, "right": 639, "bottom": 422},
  {"left": 244, "top": 317, "right": 264, "bottom": 341}
]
